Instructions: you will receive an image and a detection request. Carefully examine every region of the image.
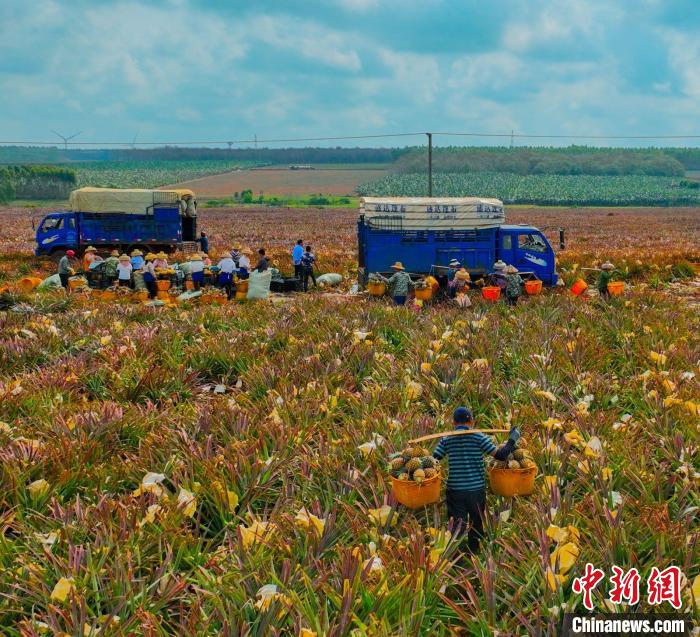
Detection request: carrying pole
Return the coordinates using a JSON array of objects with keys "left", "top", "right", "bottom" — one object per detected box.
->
[{"left": 426, "top": 132, "right": 433, "bottom": 197}]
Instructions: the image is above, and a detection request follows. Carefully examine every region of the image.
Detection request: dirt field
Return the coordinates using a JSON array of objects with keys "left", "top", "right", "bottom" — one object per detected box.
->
[{"left": 167, "top": 166, "right": 388, "bottom": 197}]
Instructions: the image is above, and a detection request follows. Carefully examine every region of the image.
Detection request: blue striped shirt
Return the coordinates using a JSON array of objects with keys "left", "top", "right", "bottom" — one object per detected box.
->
[{"left": 433, "top": 427, "right": 496, "bottom": 491}]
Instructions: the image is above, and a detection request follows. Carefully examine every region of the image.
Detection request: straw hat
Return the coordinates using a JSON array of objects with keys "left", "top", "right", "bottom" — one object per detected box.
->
[
  {"left": 145, "top": 253, "right": 156, "bottom": 261},
  {"left": 156, "top": 251, "right": 168, "bottom": 259},
  {"left": 449, "top": 259, "right": 461, "bottom": 267},
  {"left": 493, "top": 260, "right": 507, "bottom": 271},
  {"left": 110, "top": 250, "right": 120, "bottom": 257},
  {"left": 505, "top": 265, "right": 519, "bottom": 274},
  {"left": 131, "top": 249, "right": 143, "bottom": 257},
  {"left": 601, "top": 262, "right": 615, "bottom": 271},
  {"left": 189, "top": 253, "right": 203, "bottom": 261},
  {"left": 118, "top": 254, "right": 130, "bottom": 262},
  {"left": 456, "top": 268, "right": 471, "bottom": 281},
  {"left": 85, "top": 246, "right": 97, "bottom": 253},
  {"left": 391, "top": 261, "right": 405, "bottom": 270}
]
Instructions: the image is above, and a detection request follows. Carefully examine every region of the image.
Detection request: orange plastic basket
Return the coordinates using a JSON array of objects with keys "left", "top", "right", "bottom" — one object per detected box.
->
[
  {"left": 236, "top": 280, "right": 249, "bottom": 294},
  {"left": 482, "top": 286, "right": 501, "bottom": 301},
  {"left": 17, "top": 276, "right": 43, "bottom": 292},
  {"left": 185, "top": 280, "right": 194, "bottom": 291},
  {"left": 489, "top": 466, "right": 537, "bottom": 497},
  {"left": 414, "top": 287, "right": 433, "bottom": 301},
  {"left": 235, "top": 291, "right": 248, "bottom": 301},
  {"left": 570, "top": 279, "right": 588, "bottom": 296},
  {"left": 391, "top": 473, "right": 442, "bottom": 509},
  {"left": 524, "top": 279, "right": 542, "bottom": 295},
  {"left": 367, "top": 281, "right": 386, "bottom": 297},
  {"left": 156, "top": 280, "right": 171, "bottom": 291},
  {"left": 607, "top": 281, "right": 625, "bottom": 296}
]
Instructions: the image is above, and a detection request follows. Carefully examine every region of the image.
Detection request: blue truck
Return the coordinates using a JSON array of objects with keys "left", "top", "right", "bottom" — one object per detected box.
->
[
  {"left": 357, "top": 197, "right": 561, "bottom": 285},
  {"left": 34, "top": 188, "right": 197, "bottom": 258}
]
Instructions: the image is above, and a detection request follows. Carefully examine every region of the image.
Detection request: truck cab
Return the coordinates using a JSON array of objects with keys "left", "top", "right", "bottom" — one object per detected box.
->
[
  {"left": 497, "top": 225, "right": 558, "bottom": 285},
  {"left": 35, "top": 211, "right": 78, "bottom": 256}
]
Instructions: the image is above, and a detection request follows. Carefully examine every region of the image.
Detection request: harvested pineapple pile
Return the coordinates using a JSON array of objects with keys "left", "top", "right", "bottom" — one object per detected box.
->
[
  {"left": 389, "top": 447, "right": 441, "bottom": 484},
  {"left": 488, "top": 438, "right": 536, "bottom": 470}
]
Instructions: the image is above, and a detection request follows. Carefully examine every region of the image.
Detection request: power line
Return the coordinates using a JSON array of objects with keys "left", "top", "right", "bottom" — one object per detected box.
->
[{"left": 2, "top": 130, "right": 700, "bottom": 147}]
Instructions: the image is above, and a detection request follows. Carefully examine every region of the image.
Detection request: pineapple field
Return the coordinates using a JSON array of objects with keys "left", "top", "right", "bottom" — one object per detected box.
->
[{"left": 0, "top": 204, "right": 698, "bottom": 635}]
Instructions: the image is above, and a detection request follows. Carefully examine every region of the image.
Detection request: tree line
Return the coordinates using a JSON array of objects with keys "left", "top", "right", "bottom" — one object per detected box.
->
[{"left": 0, "top": 165, "right": 76, "bottom": 203}]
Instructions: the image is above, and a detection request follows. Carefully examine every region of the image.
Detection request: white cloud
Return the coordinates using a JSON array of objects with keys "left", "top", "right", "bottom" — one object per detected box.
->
[
  {"left": 448, "top": 52, "right": 524, "bottom": 91},
  {"left": 378, "top": 49, "right": 440, "bottom": 103},
  {"left": 661, "top": 30, "right": 700, "bottom": 98},
  {"left": 337, "top": 0, "right": 379, "bottom": 10}
]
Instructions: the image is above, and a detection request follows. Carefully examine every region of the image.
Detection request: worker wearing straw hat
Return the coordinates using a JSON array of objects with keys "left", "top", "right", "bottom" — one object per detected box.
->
[
  {"left": 504, "top": 264, "right": 523, "bottom": 306},
  {"left": 489, "top": 260, "right": 508, "bottom": 290},
  {"left": 597, "top": 261, "right": 617, "bottom": 298},
  {"left": 238, "top": 249, "right": 251, "bottom": 279},
  {"left": 189, "top": 253, "right": 205, "bottom": 291},
  {"left": 104, "top": 249, "right": 120, "bottom": 285},
  {"left": 116, "top": 254, "right": 133, "bottom": 287},
  {"left": 130, "top": 249, "right": 145, "bottom": 271},
  {"left": 82, "top": 246, "right": 98, "bottom": 271},
  {"left": 217, "top": 252, "right": 236, "bottom": 299},
  {"left": 450, "top": 268, "right": 472, "bottom": 306},
  {"left": 377, "top": 261, "right": 414, "bottom": 305},
  {"left": 153, "top": 252, "right": 169, "bottom": 269},
  {"left": 143, "top": 253, "right": 158, "bottom": 299}
]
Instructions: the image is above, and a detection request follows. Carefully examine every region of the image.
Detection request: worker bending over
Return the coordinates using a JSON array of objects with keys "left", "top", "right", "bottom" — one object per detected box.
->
[
  {"left": 433, "top": 407, "right": 520, "bottom": 553},
  {"left": 378, "top": 261, "right": 414, "bottom": 305}
]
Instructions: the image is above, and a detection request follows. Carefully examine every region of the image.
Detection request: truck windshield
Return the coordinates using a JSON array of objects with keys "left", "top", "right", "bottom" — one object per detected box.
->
[
  {"left": 518, "top": 234, "right": 547, "bottom": 253},
  {"left": 40, "top": 217, "right": 62, "bottom": 232}
]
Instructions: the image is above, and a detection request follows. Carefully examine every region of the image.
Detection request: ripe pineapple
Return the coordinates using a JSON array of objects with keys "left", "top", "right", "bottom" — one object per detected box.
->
[
  {"left": 413, "top": 469, "right": 426, "bottom": 484},
  {"left": 390, "top": 457, "right": 405, "bottom": 471},
  {"left": 405, "top": 458, "right": 422, "bottom": 473},
  {"left": 420, "top": 456, "right": 436, "bottom": 469},
  {"left": 424, "top": 467, "right": 437, "bottom": 479},
  {"left": 507, "top": 460, "right": 520, "bottom": 469},
  {"left": 402, "top": 447, "right": 415, "bottom": 460},
  {"left": 411, "top": 447, "right": 424, "bottom": 458},
  {"left": 512, "top": 449, "right": 525, "bottom": 461},
  {"left": 398, "top": 472, "right": 409, "bottom": 481}
]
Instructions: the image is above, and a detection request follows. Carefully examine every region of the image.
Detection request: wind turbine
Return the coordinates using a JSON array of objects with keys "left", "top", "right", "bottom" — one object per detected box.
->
[{"left": 51, "top": 130, "right": 82, "bottom": 150}]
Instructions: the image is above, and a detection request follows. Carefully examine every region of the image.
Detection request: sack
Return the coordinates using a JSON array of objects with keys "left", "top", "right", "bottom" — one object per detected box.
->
[
  {"left": 133, "top": 271, "right": 146, "bottom": 291},
  {"left": 37, "top": 274, "right": 62, "bottom": 290},
  {"left": 177, "top": 290, "right": 202, "bottom": 302},
  {"left": 247, "top": 270, "right": 272, "bottom": 300},
  {"left": 317, "top": 273, "right": 342, "bottom": 287}
]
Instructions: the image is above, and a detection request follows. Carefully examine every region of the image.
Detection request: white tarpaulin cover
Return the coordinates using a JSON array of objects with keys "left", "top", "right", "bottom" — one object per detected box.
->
[
  {"left": 69, "top": 188, "right": 195, "bottom": 215},
  {"left": 360, "top": 197, "right": 505, "bottom": 230}
]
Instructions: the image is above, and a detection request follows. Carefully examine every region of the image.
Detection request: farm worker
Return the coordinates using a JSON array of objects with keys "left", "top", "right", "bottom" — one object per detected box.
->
[
  {"left": 597, "top": 261, "right": 616, "bottom": 298},
  {"left": 202, "top": 253, "right": 212, "bottom": 267},
  {"left": 292, "top": 239, "right": 304, "bottom": 279},
  {"left": 196, "top": 231, "right": 209, "bottom": 254},
  {"left": 504, "top": 264, "right": 523, "bottom": 306},
  {"left": 130, "top": 249, "right": 145, "bottom": 270},
  {"left": 378, "top": 261, "right": 414, "bottom": 306},
  {"left": 301, "top": 245, "right": 317, "bottom": 292},
  {"left": 489, "top": 260, "right": 508, "bottom": 290},
  {"left": 57, "top": 250, "right": 76, "bottom": 289},
  {"left": 450, "top": 269, "right": 472, "bottom": 305},
  {"left": 117, "top": 255, "right": 133, "bottom": 287},
  {"left": 153, "top": 252, "right": 169, "bottom": 270},
  {"left": 433, "top": 407, "right": 521, "bottom": 553},
  {"left": 230, "top": 246, "right": 241, "bottom": 267},
  {"left": 255, "top": 248, "right": 269, "bottom": 273},
  {"left": 143, "top": 253, "right": 158, "bottom": 299},
  {"left": 104, "top": 250, "right": 120, "bottom": 285},
  {"left": 217, "top": 254, "right": 236, "bottom": 299},
  {"left": 238, "top": 250, "right": 251, "bottom": 279},
  {"left": 189, "top": 254, "right": 205, "bottom": 291},
  {"left": 82, "top": 246, "right": 97, "bottom": 271}
]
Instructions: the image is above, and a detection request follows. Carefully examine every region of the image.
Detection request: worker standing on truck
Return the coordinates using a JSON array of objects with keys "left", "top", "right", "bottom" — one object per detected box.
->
[
  {"left": 301, "top": 245, "right": 317, "bottom": 292},
  {"left": 504, "top": 265, "right": 523, "bottom": 306},
  {"left": 196, "top": 231, "right": 209, "bottom": 255},
  {"left": 378, "top": 262, "right": 414, "bottom": 305},
  {"left": 433, "top": 407, "right": 521, "bottom": 554},
  {"left": 597, "top": 262, "right": 616, "bottom": 298},
  {"left": 117, "top": 255, "right": 133, "bottom": 287},
  {"left": 57, "top": 250, "right": 76, "bottom": 289},
  {"left": 104, "top": 250, "right": 120, "bottom": 286},
  {"left": 143, "top": 253, "right": 158, "bottom": 299},
  {"left": 82, "top": 246, "right": 98, "bottom": 271},
  {"left": 292, "top": 239, "right": 304, "bottom": 280}
]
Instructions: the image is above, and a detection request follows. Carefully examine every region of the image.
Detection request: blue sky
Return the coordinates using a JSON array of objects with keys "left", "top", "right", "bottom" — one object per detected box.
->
[{"left": 1, "top": 0, "right": 699, "bottom": 147}]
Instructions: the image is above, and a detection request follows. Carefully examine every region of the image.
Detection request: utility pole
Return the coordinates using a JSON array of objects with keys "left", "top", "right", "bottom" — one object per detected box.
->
[
  {"left": 227, "top": 141, "right": 233, "bottom": 150},
  {"left": 426, "top": 132, "right": 433, "bottom": 197},
  {"left": 254, "top": 134, "right": 258, "bottom": 149},
  {"left": 510, "top": 129, "right": 514, "bottom": 148}
]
